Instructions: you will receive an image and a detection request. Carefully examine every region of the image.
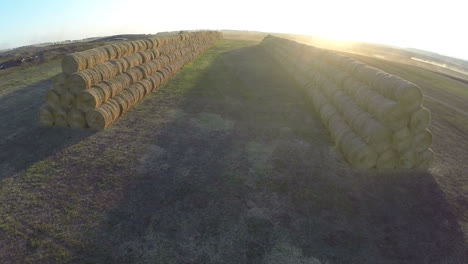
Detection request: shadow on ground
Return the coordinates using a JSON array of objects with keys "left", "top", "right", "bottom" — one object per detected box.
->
[{"left": 0, "top": 79, "right": 94, "bottom": 179}]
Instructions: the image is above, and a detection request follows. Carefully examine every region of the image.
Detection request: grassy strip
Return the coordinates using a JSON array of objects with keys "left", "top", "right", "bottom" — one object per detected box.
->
[{"left": 0, "top": 60, "right": 61, "bottom": 97}]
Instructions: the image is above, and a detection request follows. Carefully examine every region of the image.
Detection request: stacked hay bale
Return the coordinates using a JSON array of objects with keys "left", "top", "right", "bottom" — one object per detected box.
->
[
  {"left": 261, "top": 35, "right": 433, "bottom": 169},
  {"left": 39, "top": 31, "right": 222, "bottom": 129}
]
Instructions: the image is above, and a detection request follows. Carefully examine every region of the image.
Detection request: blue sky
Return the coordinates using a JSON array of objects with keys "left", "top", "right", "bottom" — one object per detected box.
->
[{"left": 1, "top": 0, "right": 467, "bottom": 60}]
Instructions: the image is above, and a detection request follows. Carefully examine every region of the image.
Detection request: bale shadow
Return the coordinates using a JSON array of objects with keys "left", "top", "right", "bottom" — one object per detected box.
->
[{"left": 0, "top": 79, "right": 94, "bottom": 179}]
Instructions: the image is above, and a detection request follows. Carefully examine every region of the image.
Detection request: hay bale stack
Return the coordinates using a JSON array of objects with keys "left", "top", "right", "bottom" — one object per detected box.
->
[
  {"left": 38, "top": 105, "right": 55, "bottom": 126},
  {"left": 41, "top": 30, "right": 221, "bottom": 130},
  {"left": 260, "top": 35, "right": 433, "bottom": 169}
]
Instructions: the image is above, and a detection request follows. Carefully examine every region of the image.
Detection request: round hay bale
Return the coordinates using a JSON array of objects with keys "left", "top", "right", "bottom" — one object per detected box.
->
[
  {"left": 376, "top": 149, "right": 397, "bottom": 169},
  {"left": 409, "top": 106, "right": 431, "bottom": 133},
  {"left": 413, "top": 129, "right": 433, "bottom": 151},
  {"left": 148, "top": 73, "right": 162, "bottom": 90},
  {"left": 106, "top": 98, "right": 122, "bottom": 118},
  {"left": 148, "top": 38, "right": 159, "bottom": 48},
  {"left": 46, "top": 89, "right": 61, "bottom": 109},
  {"left": 53, "top": 106, "right": 69, "bottom": 127},
  {"left": 350, "top": 110, "right": 391, "bottom": 154},
  {"left": 94, "top": 82, "right": 112, "bottom": 103},
  {"left": 129, "top": 41, "right": 142, "bottom": 53},
  {"left": 68, "top": 70, "right": 101, "bottom": 94},
  {"left": 86, "top": 106, "right": 113, "bottom": 130},
  {"left": 140, "top": 79, "right": 153, "bottom": 94},
  {"left": 399, "top": 150, "right": 415, "bottom": 169},
  {"left": 150, "top": 48, "right": 161, "bottom": 58},
  {"left": 62, "top": 53, "right": 87, "bottom": 75},
  {"left": 113, "top": 93, "right": 131, "bottom": 115},
  {"left": 124, "top": 68, "right": 144, "bottom": 83},
  {"left": 135, "top": 65, "right": 152, "bottom": 79},
  {"left": 142, "top": 39, "right": 154, "bottom": 50},
  {"left": 134, "top": 83, "right": 147, "bottom": 100},
  {"left": 393, "top": 128, "right": 413, "bottom": 153},
  {"left": 306, "top": 86, "right": 327, "bottom": 113},
  {"left": 52, "top": 72, "right": 68, "bottom": 93},
  {"left": 331, "top": 121, "right": 377, "bottom": 169},
  {"left": 38, "top": 105, "right": 54, "bottom": 126},
  {"left": 126, "top": 86, "right": 141, "bottom": 105},
  {"left": 319, "top": 104, "right": 339, "bottom": 127},
  {"left": 377, "top": 75, "right": 423, "bottom": 112},
  {"left": 77, "top": 88, "right": 105, "bottom": 112},
  {"left": 59, "top": 91, "right": 76, "bottom": 107},
  {"left": 122, "top": 55, "right": 141, "bottom": 69},
  {"left": 415, "top": 148, "right": 434, "bottom": 168},
  {"left": 101, "top": 79, "right": 123, "bottom": 98},
  {"left": 155, "top": 72, "right": 166, "bottom": 85},
  {"left": 119, "top": 42, "right": 134, "bottom": 56},
  {"left": 111, "top": 43, "right": 125, "bottom": 57},
  {"left": 67, "top": 108, "right": 87, "bottom": 129},
  {"left": 108, "top": 59, "right": 125, "bottom": 75},
  {"left": 94, "top": 63, "right": 116, "bottom": 80},
  {"left": 146, "top": 60, "right": 162, "bottom": 72},
  {"left": 137, "top": 51, "right": 154, "bottom": 63}
]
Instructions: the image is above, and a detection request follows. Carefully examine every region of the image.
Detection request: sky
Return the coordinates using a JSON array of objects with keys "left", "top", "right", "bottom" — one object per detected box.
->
[{"left": 1, "top": 0, "right": 467, "bottom": 60}]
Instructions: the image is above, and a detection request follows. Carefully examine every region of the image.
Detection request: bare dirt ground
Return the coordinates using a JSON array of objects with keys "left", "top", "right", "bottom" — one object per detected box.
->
[{"left": 0, "top": 40, "right": 467, "bottom": 263}]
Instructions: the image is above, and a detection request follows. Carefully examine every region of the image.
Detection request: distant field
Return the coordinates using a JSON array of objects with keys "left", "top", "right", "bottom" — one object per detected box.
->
[{"left": 0, "top": 38, "right": 467, "bottom": 263}]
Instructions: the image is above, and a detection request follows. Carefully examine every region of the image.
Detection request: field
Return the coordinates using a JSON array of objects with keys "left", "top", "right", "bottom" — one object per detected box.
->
[{"left": 0, "top": 38, "right": 468, "bottom": 263}]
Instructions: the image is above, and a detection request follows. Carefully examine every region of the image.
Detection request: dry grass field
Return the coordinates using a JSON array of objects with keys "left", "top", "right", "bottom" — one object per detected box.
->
[{"left": 0, "top": 37, "right": 467, "bottom": 263}]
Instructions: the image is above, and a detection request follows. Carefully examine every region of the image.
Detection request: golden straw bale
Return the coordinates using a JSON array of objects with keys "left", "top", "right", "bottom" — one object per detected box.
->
[
  {"left": 110, "top": 43, "right": 125, "bottom": 58},
  {"left": 124, "top": 68, "right": 144, "bottom": 83},
  {"left": 46, "top": 89, "right": 61, "bottom": 109},
  {"left": 373, "top": 74, "right": 423, "bottom": 112},
  {"left": 86, "top": 106, "right": 113, "bottom": 130},
  {"left": 59, "top": 91, "right": 76, "bottom": 107},
  {"left": 135, "top": 65, "right": 153, "bottom": 79},
  {"left": 155, "top": 72, "right": 166, "bottom": 85},
  {"left": 146, "top": 60, "right": 162, "bottom": 72},
  {"left": 319, "top": 104, "right": 339, "bottom": 127},
  {"left": 68, "top": 69, "right": 101, "bottom": 94},
  {"left": 62, "top": 53, "right": 87, "bottom": 75},
  {"left": 329, "top": 116, "right": 377, "bottom": 169},
  {"left": 53, "top": 106, "right": 69, "bottom": 127},
  {"left": 67, "top": 108, "right": 87, "bottom": 129},
  {"left": 414, "top": 148, "right": 434, "bottom": 168},
  {"left": 94, "top": 82, "right": 112, "bottom": 103},
  {"left": 399, "top": 149, "right": 415, "bottom": 169},
  {"left": 126, "top": 86, "right": 141, "bottom": 105},
  {"left": 142, "top": 39, "right": 154, "bottom": 50},
  {"left": 38, "top": 105, "right": 54, "bottom": 126},
  {"left": 52, "top": 73, "right": 68, "bottom": 94},
  {"left": 102, "top": 79, "right": 125, "bottom": 98},
  {"left": 149, "top": 48, "right": 161, "bottom": 58},
  {"left": 376, "top": 149, "right": 397, "bottom": 169},
  {"left": 139, "top": 79, "right": 154, "bottom": 94},
  {"left": 133, "top": 83, "right": 147, "bottom": 100},
  {"left": 122, "top": 55, "right": 142, "bottom": 69},
  {"left": 137, "top": 50, "right": 154, "bottom": 63},
  {"left": 113, "top": 93, "right": 131, "bottom": 115},
  {"left": 77, "top": 88, "right": 105, "bottom": 111},
  {"left": 409, "top": 107, "right": 431, "bottom": 133},
  {"left": 413, "top": 129, "right": 433, "bottom": 152},
  {"left": 148, "top": 38, "right": 160, "bottom": 48},
  {"left": 348, "top": 109, "right": 391, "bottom": 154},
  {"left": 147, "top": 73, "right": 162, "bottom": 90}
]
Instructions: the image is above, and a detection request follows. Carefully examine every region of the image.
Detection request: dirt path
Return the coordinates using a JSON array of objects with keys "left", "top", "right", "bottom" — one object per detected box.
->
[{"left": 0, "top": 41, "right": 467, "bottom": 263}]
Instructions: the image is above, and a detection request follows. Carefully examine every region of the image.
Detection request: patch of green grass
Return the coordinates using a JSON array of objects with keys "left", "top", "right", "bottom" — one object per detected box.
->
[{"left": 0, "top": 60, "right": 61, "bottom": 97}]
